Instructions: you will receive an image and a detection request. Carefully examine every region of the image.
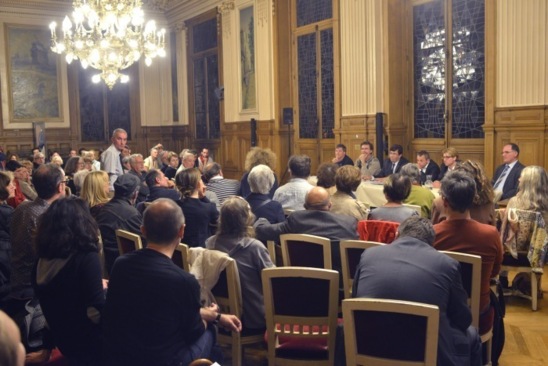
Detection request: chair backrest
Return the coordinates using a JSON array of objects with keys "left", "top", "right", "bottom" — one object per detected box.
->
[
  {"left": 262, "top": 267, "right": 339, "bottom": 365},
  {"left": 267, "top": 240, "right": 284, "bottom": 267},
  {"left": 172, "top": 243, "right": 190, "bottom": 272},
  {"left": 115, "top": 229, "right": 143, "bottom": 255},
  {"left": 403, "top": 203, "right": 421, "bottom": 215},
  {"left": 340, "top": 240, "right": 385, "bottom": 299},
  {"left": 357, "top": 220, "right": 399, "bottom": 243},
  {"left": 440, "top": 251, "right": 482, "bottom": 329},
  {"left": 342, "top": 298, "right": 439, "bottom": 366},
  {"left": 211, "top": 256, "right": 242, "bottom": 318},
  {"left": 280, "top": 233, "right": 332, "bottom": 269}
]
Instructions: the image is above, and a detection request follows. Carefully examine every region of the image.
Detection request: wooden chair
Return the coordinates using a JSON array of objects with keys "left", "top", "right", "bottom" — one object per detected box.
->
[
  {"left": 172, "top": 243, "right": 190, "bottom": 272},
  {"left": 340, "top": 240, "right": 384, "bottom": 299},
  {"left": 342, "top": 298, "right": 439, "bottom": 366},
  {"left": 499, "top": 208, "right": 547, "bottom": 311},
  {"left": 441, "top": 251, "right": 492, "bottom": 365},
  {"left": 357, "top": 220, "right": 399, "bottom": 243},
  {"left": 267, "top": 240, "right": 284, "bottom": 267},
  {"left": 211, "top": 256, "right": 263, "bottom": 366},
  {"left": 115, "top": 229, "right": 143, "bottom": 255},
  {"left": 280, "top": 234, "right": 332, "bottom": 269},
  {"left": 262, "top": 267, "right": 339, "bottom": 366}
]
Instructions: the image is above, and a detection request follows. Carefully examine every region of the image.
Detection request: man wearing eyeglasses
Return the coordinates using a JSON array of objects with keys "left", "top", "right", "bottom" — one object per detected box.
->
[{"left": 491, "top": 143, "right": 524, "bottom": 201}]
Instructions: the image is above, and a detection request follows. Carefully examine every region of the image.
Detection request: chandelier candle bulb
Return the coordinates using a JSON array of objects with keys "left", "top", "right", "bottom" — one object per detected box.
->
[{"left": 49, "top": 0, "right": 166, "bottom": 89}]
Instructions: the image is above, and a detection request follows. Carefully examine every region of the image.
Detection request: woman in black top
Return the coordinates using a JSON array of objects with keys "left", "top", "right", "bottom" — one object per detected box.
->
[{"left": 176, "top": 168, "right": 219, "bottom": 247}]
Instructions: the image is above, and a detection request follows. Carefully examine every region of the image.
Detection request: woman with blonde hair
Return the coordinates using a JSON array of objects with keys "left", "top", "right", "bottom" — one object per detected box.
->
[
  {"left": 238, "top": 147, "right": 278, "bottom": 198},
  {"left": 506, "top": 165, "right": 548, "bottom": 224},
  {"left": 175, "top": 168, "right": 218, "bottom": 247},
  {"left": 206, "top": 196, "right": 274, "bottom": 331},
  {"left": 432, "top": 160, "right": 496, "bottom": 225},
  {"left": 81, "top": 170, "right": 110, "bottom": 218}
]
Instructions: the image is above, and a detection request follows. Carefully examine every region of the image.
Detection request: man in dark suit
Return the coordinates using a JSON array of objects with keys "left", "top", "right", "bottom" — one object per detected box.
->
[
  {"left": 376, "top": 144, "right": 409, "bottom": 178},
  {"left": 491, "top": 143, "right": 525, "bottom": 201},
  {"left": 353, "top": 216, "right": 481, "bottom": 366},
  {"left": 416, "top": 150, "right": 440, "bottom": 184}
]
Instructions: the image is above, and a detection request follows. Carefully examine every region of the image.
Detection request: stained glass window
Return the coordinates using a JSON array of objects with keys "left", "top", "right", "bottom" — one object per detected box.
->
[
  {"left": 170, "top": 32, "right": 179, "bottom": 122},
  {"left": 296, "top": 0, "right": 332, "bottom": 27},
  {"left": 193, "top": 18, "right": 217, "bottom": 53},
  {"left": 194, "top": 59, "right": 207, "bottom": 139},
  {"left": 297, "top": 33, "right": 318, "bottom": 139},
  {"left": 107, "top": 82, "right": 131, "bottom": 139},
  {"left": 207, "top": 55, "right": 220, "bottom": 139},
  {"left": 79, "top": 67, "right": 105, "bottom": 142},
  {"left": 320, "top": 29, "right": 334, "bottom": 139}
]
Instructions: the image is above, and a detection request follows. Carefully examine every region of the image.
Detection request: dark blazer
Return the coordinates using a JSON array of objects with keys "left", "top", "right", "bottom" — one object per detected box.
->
[
  {"left": 177, "top": 197, "right": 218, "bottom": 248},
  {"left": 420, "top": 161, "right": 441, "bottom": 184},
  {"left": 335, "top": 154, "right": 354, "bottom": 167},
  {"left": 376, "top": 157, "right": 410, "bottom": 178},
  {"left": 127, "top": 170, "right": 149, "bottom": 204},
  {"left": 146, "top": 186, "right": 181, "bottom": 203},
  {"left": 354, "top": 236, "right": 473, "bottom": 366},
  {"left": 246, "top": 193, "right": 285, "bottom": 224},
  {"left": 492, "top": 161, "right": 525, "bottom": 201}
]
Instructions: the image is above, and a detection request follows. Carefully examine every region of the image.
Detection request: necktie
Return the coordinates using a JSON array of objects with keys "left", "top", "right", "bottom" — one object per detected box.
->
[
  {"left": 494, "top": 165, "right": 509, "bottom": 190},
  {"left": 391, "top": 162, "right": 396, "bottom": 174}
]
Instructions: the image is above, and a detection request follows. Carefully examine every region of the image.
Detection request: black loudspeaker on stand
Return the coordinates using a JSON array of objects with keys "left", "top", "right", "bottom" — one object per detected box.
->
[
  {"left": 375, "top": 112, "right": 384, "bottom": 158},
  {"left": 250, "top": 118, "right": 257, "bottom": 147}
]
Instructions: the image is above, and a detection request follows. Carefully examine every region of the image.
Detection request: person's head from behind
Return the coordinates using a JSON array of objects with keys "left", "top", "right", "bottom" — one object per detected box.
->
[
  {"left": 218, "top": 196, "right": 254, "bottom": 238},
  {"left": 33, "top": 164, "right": 66, "bottom": 200},
  {"left": 383, "top": 173, "right": 411, "bottom": 203},
  {"left": 142, "top": 199, "right": 185, "bottom": 246},
  {"left": 203, "top": 162, "right": 222, "bottom": 183},
  {"left": 316, "top": 163, "right": 338, "bottom": 189},
  {"left": 64, "top": 156, "right": 84, "bottom": 176},
  {"left": 288, "top": 155, "right": 311, "bottom": 179},
  {"left": 244, "top": 147, "right": 277, "bottom": 171},
  {"left": 388, "top": 144, "right": 403, "bottom": 163},
  {"left": 248, "top": 164, "right": 275, "bottom": 195},
  {"left": 440, "top": 170, "right": 476, "bottom": 213},
  {"left": 304, "top": 186, "right": 331, "bottom": 211},
  {"left": 516, "top": 165, "right": 548, "bottom": 212},
  {"left": 397, "top": 216, "right": 436, "bottom": 246},
  {"left": 36, "top": 197, "right": 99, "bottom": 259},
  {"left": 335, "top": 165, "right": 361, "bottom": 194},
  {"left": 416, "top": 150, "right": 431, "bottom": 170},
  {"left": 113, "top": 174, "right": 140, "bottom": 201},
  {"left": 456, "top": 160, "right": 494, "bottom": 205},
  {"left": 176, "top": 168, "right": 203, "bottom": 199},
  {"left": 81, "top": 171, "right": 110, "bottom": 207},
  {"left": 399, "top": 163, "right": 421, "bottom": 185},
  {"left": 0, "top": 171, "right": 15, "bottom": 202},
  {"left": 0, "top": 310, "right": 25, "bottom": 366}
]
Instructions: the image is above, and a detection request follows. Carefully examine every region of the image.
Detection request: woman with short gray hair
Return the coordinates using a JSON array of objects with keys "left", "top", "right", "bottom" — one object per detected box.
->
[{"left": 245, "top": 164, "right": 284, "bottom": 224}]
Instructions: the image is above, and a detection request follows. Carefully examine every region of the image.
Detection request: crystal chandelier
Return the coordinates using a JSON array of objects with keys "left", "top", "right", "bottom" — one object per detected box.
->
[{"left": 49, "top": 0, "right": 166, "bottom": 89}]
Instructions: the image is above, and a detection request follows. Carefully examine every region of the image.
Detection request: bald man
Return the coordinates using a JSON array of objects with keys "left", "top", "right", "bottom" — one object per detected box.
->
[
  {"left": 255, "top": 186, "right": 358, "bottom": 244},
  {"left": 0, "top": 310, "right": 25, "bottom": 366}
]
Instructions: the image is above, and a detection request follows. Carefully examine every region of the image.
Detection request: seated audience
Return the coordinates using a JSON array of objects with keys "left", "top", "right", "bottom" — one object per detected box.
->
[
  {"left": 81, "top": 170, "right": 111, "bottom": 219},
  {"left": 164, "top": 151, "right": 180, "bottom": 180},
  {"left": 143, "top": 147, "right": 160, "bottom": 171},
  {"left": 273, "top": 154, "right": 314, "bottom": 211},
  {"left": 433, "top": 170, "right": 502, "bottom": 335},
  {"left": 198, "top": 148, "right": 214, "bottom": 172},
  {"left": 416, "top": 150, "right": 440, "bottom": 184},
  {"left": 206, "top": 196, "right": 274, "bottom": 331},
  {"left": 127, "top": 154, "right": 149, "bottom": 204},
  {"left": 238, "top": 147, "right": 279, "bottom": 199},
  {"left": 203, "top": 162, "right": 240, "bottom": 207},
  {"left": 176, "top": 149, "right": 198, "bottom": 175},
  {"left": 72, "top": 169, "right": 90, "bottom": 196},
  {"left": 505, "top": 165, "right": 548, "bottom": 225},
  {"left": 144, "top": 169, "right": 180, "bottom": 202},
  {"left": 5, "top": 161, "right": 27, "bottom": 209},
  {"left": 32, "top": 197, "right": 105, "bottom": 365},
  {"left": 369, "top": 174, "right": 418, "bottom": 223},
  {"left": 432, "top": 160, "right": 496, "bottom": 225},
  {"left": 32, "top": 152, "right": 45, "bottom": 172},
  {"left": 376, "top": 144, "right": 409, "bottom": 178},
  {"left": 434, "top": 147, "right": 459, "bottom": 186},
  {"left": 353, "top": 216, "right": 481, "bottom": 366},
  {"left": 245, "top": 164, "right": 284, "bottom": 224},
  {"left": 0, "top": 310, "right": 25, "bottom": 366},
  {"left": 14, "top": 160, "right": 37, "bottom": 201},
  {"left": 176, "top": 168, "right": 219, "bottom": 247},
  {"left": 330, "top": 165, "right": 369, "bottom": 221},
  {"left": 400, "top": 163, "right": 435, "bottom": 218},
  {"left": 64, "top": 156, "right": 84, "bottom": 195},
  {"left": 492, "top": 143, "right": 525, "bottom": 201},
  {"left": 104, "top": 199, "right": 241, "bottom": 366},
  {"left": 354, "top": 140, "right": 381, "bottom": 179},
  {"left": 315, "top": 162, "right": 339, "bottom": 196},
  {"left": 0, "top": 171, "right": 15, "bottom": 306},
  {"left": 332, "top": 143, "right": 354, "bottom": 167},
  {"left": 96, "top": 174, "right": 143, "bottom": 274}
]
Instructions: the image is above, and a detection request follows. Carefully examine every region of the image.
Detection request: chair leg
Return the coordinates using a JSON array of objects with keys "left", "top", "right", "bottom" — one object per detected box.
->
[
  {"left": 481, "top": 333, "right": 493, "bottom": 366},
  {"left": 531, "top": 272, "right": 538, "bottom": 311},
  {"left": 232, "top": 336, "right": 242, "bottom": 366}
]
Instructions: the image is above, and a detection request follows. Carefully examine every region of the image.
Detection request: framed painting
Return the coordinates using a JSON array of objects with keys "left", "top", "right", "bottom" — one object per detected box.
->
[
  {"left": 239, "top": 5, "right": 256, "bottom": 111},
  {"left": 0, "top": 21, "right": 70, "bottom": 129}
]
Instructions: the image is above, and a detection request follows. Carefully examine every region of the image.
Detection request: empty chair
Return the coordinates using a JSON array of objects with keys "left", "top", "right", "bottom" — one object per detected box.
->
[
  {"left": 115, "top": 229, "right": 143, "bottom": 255},
  {"left": 340, "top": 240, "right": 384, "bottom": 299},
  {"left": 262, "top": 267, "right": 339, "bottom": 366},
  {"left": 172, "top": 243, "right": 190, "bottom": 272},
  {"left": 342, "top": 298, "right": 439, "bottom": 366},
  {"left": 280, "top": 233, "right": 332, "bottom": 269}
]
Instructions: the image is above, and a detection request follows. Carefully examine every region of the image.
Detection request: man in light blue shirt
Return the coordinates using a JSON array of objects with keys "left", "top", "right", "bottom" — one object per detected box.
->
[
  {"left": 273, "top": 154, "right": 314, "bottom": 211},
  {"left": 101, "top": 128, "right": 127, "bottom": 191}
]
